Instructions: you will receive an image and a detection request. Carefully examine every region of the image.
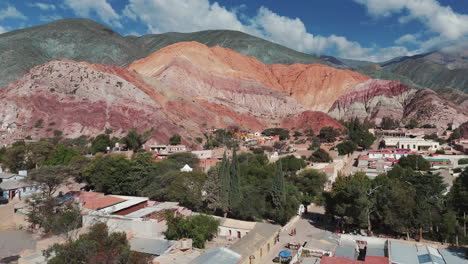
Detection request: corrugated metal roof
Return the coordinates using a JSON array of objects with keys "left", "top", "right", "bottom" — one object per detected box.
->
[
  {"left": 82, "top": 196, "right": 125, "bottom": 210},
  {"left": 417, "top": 246, "right": 445, "bottom": 264},
  {"left": 98, "top": 197, "right": 148, "bottom": 214},
  {"left": 0, "top": 172, "right": 16, "bottom": 179},
  {"left": 129, "top": 237, "right": 175, "bottom": 256},
  {"left": 0, "top": 179, "right": 38, "bottom": 190},
  {"left": 389, "top": 241, "right": 419, "bottom": 264},
  {"left": 190, "top": 247, "right": 241, "bottom": 264},
  {"left": 126, "top": 202, "right": 180, "bottom": 218},
  {"left": 439, "top": 248, "right": 468, "bottom": 264}
]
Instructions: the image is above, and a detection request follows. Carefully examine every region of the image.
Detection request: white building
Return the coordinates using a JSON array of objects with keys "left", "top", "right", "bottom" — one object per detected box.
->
[
  {"left": 180, "top": 164, "right": 193, "bottom": 172},
  {"left": 383, "top": 137, "right": 439, "bottom": 151},
  {"left": 0, "top": 169, "right": 42, "bottom": 201}
]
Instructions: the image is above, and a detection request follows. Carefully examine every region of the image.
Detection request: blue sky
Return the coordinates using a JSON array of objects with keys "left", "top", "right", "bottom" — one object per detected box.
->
[{"left": 1, "top": 0, "right": 468, "bottom": 62}]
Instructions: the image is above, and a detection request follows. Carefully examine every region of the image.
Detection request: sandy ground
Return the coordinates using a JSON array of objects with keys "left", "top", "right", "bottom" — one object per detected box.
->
[{"left": 0, "top": 230, "right": 36, "bottom": 258}]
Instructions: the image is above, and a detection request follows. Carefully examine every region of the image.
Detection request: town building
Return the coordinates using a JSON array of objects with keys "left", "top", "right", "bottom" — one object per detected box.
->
[
  {"left": 229, "top": 222, "right": 281, "bottom": 264},
  {"left": 149, "top": 144, "right": 188, "bottom": 154},
  {"left": 454, "top": 138, "right": 468, "bottom": 154},
  {"left": 217, "top": 218, "right": 257, "bottom": 239},
  {"left": 0, "top": 170, "right": 41, "bottom": 201},
  {"left": 189, "top": 247, "right": 241, "bottom": 264},
  {"left": 383, "top": 137, "right": 439, "bottom": 152}
]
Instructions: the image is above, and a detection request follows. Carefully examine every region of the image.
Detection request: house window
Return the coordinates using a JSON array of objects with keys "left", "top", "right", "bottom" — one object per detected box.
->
[
  {"left": 413, "top": 145, "right": 416, "bottom": 149},
  {"left": 229, "top": 230, "right": 232, "bottom": 236},
  {"left": 267, "top": 243, "right": 270, "bottom": 252},
  {"left": 260, "top": 248, "right": 263, "bottom": 257},
  {"left": 237, "top": 231, "right": 241, "bottom": 238}
]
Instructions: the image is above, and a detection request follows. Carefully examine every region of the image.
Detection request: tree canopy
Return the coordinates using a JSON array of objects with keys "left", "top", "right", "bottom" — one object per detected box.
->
[
  {"left": 165, "top": 213, "right": 219, "bottom": 248},
  {"left": 398, "top": 154, "right": 430, "bottom": 171},
  {"left": 44, "top": 222, "right": 149, "bottom": 264},
  {"left": 309, "top": 148, "right": 333, "bottom": 163},
  {"left": 262, "top": 128, "right": 290, "bottom": 140}
]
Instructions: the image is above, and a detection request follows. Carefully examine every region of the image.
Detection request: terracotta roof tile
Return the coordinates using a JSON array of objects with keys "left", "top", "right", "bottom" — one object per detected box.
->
[{"left": 83, "top": 196, "right": 126, "bottom": 210}]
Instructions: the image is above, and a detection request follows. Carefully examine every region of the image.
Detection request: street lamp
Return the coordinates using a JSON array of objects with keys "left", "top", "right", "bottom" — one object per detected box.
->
[{"left": 249, "top": 255, "right": 255, "bottom": 264}]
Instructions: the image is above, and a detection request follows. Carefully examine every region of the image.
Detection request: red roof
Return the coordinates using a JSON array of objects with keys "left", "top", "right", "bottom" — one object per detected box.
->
[
  {"left": 364, "top": 256, "right": 389, "bottom": 264},
  {"left": 83, "top": 196, "right": 126, "bottom": 210},
  {"left": 320, "top": 256, "right": 389, "bottom": 264},
  {"left": 358, "top": 155, "right": 369, "bottom": 161}
]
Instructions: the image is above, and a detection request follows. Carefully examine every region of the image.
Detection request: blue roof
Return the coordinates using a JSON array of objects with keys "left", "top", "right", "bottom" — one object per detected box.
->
[
  {"left": 439, "top": 248, "right": 468, "bottom": 264},
  {"left": 129, "top": 237, "right": 175, "bottom": 256},
  {"left": 335, "top": 244, "right": 357, "bottom": 259},
  {"left": 390, "top": 241, "right": 419, "bottom": 264},
  {"left": 190, "top": 247, "right": 241, "bottom": 264}
]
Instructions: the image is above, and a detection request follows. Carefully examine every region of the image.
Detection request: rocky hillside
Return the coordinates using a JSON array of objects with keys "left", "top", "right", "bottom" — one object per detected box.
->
[
  {"left": 328, "top": 79, "right": 468, "bottom": 129},
  {"left": 0, "top": 60, "right": 183, "bottom": 142},
  {"left": 0, "top": 56, "right": 344, "bottom": 144},
  {"left": 361, "top": 47, "right": 468, "bottom": 93},
  {"left": 129, "top": 42, "right": 369, "bottom": 112},
  {"left": 0, "top": 18, "right": 330, "bottom": 89}
]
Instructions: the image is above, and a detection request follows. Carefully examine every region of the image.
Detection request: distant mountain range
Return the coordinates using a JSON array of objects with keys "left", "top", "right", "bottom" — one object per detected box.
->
[
  {"left": 0, "top": 19, "right": 466, "bottom": 144},
  {"left": 0, "top": 18, "right": 330, "bottom": 89}
]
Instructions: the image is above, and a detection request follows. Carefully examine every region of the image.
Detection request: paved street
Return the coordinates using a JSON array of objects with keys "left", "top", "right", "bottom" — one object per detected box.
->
[{"left": 260, "top": 205, "right": 338, "bottom": 264}]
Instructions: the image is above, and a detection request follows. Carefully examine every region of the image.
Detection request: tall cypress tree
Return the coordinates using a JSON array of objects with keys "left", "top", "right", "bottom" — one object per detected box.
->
[
  {"left": 271, "top": 160, "right": 286, "bottom": 209},
  {"left": 219, "top": 152, "right": 230, "bottom": 213},
  {"left": 229, "top": 147, "right": 241, "bottom": 210}
]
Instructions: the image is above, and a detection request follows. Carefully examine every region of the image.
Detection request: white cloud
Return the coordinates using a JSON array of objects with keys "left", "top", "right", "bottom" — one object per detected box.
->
[
  {"left": 355, "top": 0, "right": 468, "bottom": 40},
  {"left": 64, "top": 0, "right": 122, "bottom": 28},
  {"left": 122, "top": 0, "right": 416, "bottom": 62},
  {"left": 0, "top": 6, "right": 27, "bottom": 20},
  {"left": 0, "top": 26, "right": 6, "bottom": 34},
  {"left": 39, "top": 14, "right": 63, "bottom": 22},
  {"left": 29, "top": 2, "right": 56, "bottom": 11},
  {"left": 395, "top": 34, "right": 421, "bottom": 45},
  {"left": 123, "top": 0, "right": 245, "bottom": 34}
]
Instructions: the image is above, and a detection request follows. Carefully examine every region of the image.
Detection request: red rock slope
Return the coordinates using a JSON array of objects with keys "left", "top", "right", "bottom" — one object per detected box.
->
[
  {"left": 0, "top": 57, "right": 345, "bottom": 144},
  {"left": 129, "top": 42, "right": 369, "bottom": 112},
  {"left": 328, "top": 79, "right": 468, "bottom": 129}
]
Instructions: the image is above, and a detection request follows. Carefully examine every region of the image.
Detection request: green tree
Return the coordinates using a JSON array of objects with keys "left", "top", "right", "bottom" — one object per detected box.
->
[
  {"left": 169, "top": 134, "right": 182, "bottom": 145},
  {"left": 381, "top": 117, "right": 400, "bottom": 130},
  {"left": 271, "top": 161, "right": 286, "bottom": 211},
  {"left": 448, "top": 168, "right": 468, "bottom": 229},
  {"left": 309, "top": 148, "right": 333, "bottom": 163},
  {"left": 164, "top": 213, "right": 219, "bottom": 248},
  {"left": 440, "top": 211, "right": 461, "bottom": 244},
  {"left": 44, "top": 222, "right": 149, "bottom": 264},
  {"left": 229, "top": 149, "right": 242, "bottom": 209},
  {"left": 262, "top": 128, "right": 290, "bottom": 140},
  {"left": 90, "top": 134, "right": 111, "bottom": 154},
  {"left": 336, "top": 140, "right": 357, "bottom": 155},
  {"left": 167, "top": 152, "right": 199, "bottom": 168},
  {"left": 121, "top": 128, "right": 153, "bottom": 152},
  {"left": 45, "top": 145, "right": 80, "bottom": 166},
  {"left": 278, "top": 155, "right": 306, "bottom": 174},
  {"left": 26, "top": 196, "right": 81, "bottom": 235},
  {"left": 406, "top": 118, "right": 419, "bottom": 129},
  {"left": 83, "top": 154, "right": 134, "bottom": 195},
  {"left": 166, "top": 171, "right": 207, "bottom": 211},
  {"left": 292, "top": 169, "right": 328, "bottom": 203},
  {"left": 318, "top": 126, "right": 340, "bottom": 143},
  {"left": 34, "top": 119, "right": 44, "bottom": 128},
  {"left": 27, "top": 166, "right": 70, "bottom": 197},
  {"left": 326, "top": 172, "right": 373, "bottom": 230},
  {"left": 398, "top": 155, "right": 430, "bottom": 171},
  {"left": 344, "top": 118, "right": 375, "bottom": 149},
  {"left": 219, "top": 152, "right": 231, "bottom": 213}
]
